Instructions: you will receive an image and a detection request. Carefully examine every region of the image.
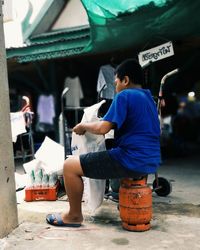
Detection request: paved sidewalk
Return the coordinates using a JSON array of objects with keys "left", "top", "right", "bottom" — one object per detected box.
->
[{"left": 1, "top": 153, "right": 200, "bottom": 250}]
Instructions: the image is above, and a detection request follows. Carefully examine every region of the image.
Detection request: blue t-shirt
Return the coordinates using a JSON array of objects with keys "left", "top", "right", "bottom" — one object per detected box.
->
[{"left": 102, "top": 88, "right": 161, "bottom": 174}]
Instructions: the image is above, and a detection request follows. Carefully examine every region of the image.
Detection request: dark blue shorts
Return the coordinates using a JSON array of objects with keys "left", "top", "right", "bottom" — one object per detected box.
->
[{"left": 80, "top": 151, "right": 144, "bottom": 180}]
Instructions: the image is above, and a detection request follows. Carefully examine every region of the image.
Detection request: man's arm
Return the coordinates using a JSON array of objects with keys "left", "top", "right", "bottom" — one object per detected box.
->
[{"left": 73, "top": 120, "right": 114, "bottom": 135}]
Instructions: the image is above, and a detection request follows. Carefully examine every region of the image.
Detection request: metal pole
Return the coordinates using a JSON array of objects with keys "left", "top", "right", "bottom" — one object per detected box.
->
[
  {"left": 61, "top": 87, "right": 69, "bottom": 159},
  {"left": 0, "top": 1, "right": 18, "bottom": 238},
  {"left": 157, "top": 68, "right": 179, "bottom": 112}
]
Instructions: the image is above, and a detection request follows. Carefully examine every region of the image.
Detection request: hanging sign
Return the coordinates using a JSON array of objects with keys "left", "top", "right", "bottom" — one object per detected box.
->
[{"left": 138, "top": 41, "right": 174, "bottom": 67}]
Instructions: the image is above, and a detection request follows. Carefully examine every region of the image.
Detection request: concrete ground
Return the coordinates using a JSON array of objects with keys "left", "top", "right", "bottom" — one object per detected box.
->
[{"left": 1, "top": 149, "right": 200, "bottom": 250}]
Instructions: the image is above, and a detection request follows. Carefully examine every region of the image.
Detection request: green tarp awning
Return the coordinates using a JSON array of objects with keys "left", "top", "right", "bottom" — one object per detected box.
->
[{"left": 81, "top": 0, "right": 200, "bottom": 53}]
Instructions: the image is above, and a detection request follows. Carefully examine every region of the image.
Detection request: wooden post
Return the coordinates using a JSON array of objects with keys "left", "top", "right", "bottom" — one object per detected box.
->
[{"left": 0, "top": 1, "right": 18, "bottom": 238}]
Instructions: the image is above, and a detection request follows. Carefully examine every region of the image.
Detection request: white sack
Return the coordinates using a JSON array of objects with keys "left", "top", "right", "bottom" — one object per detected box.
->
[{"left": 71, "top": 100, "right": 106, "bottom": 212}]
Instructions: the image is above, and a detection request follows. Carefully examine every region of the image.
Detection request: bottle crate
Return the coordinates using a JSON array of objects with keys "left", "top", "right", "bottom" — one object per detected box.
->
[{"left": 25, "top": 182, "right": 59, "bottom": 201}]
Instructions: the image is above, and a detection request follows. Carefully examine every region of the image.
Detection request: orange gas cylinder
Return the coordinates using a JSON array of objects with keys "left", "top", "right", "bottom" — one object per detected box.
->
[{"left": 119, "top": 177, "right": 152, "bottom": 232}]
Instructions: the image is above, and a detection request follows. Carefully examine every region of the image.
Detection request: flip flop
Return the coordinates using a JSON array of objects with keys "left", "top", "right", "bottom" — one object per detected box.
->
[{"left": 46, "top": 213, "right": 82, "bottom": 227}]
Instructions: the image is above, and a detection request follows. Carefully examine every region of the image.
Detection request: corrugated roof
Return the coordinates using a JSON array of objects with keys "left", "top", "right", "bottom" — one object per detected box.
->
[
  {"left": 27, "top": 25, "right": 90, "bottom": 44},
  {"left": 6, "top": 25, "right": 90, "bottom": 62}
]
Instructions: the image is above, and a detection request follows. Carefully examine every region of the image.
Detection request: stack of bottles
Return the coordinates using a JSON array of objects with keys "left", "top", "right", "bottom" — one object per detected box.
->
[{"left": 27, "top": 169, "right": 58, "bottom": 188}]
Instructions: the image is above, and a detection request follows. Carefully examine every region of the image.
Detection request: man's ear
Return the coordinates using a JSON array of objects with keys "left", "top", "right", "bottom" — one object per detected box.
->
[{"left": 123, "top": 76, "right": 130, "bottom": 86}]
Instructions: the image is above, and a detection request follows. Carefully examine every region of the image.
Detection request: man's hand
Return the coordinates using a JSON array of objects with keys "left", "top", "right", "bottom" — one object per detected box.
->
[
  {"left": 73, "top": 121, "right": 114, "bottom": 135},
  {"left": 73, "top": 123, "right": 86, "bottom": 135}
]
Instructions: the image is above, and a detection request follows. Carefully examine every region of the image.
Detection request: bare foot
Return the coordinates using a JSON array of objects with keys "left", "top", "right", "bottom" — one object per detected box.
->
[{"left": 62, "top": 212, "right": 83, "bottom": 224}]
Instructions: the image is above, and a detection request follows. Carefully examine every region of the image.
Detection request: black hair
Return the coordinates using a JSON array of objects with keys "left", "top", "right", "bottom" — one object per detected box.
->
[{"left": 115, "top": 58, "right": 144, "bottom": 86}]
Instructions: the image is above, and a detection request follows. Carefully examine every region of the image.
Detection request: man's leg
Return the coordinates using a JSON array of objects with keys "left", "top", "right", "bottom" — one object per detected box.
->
[{"left": 61, "top": 155, "right": 84, "bottom": 224}]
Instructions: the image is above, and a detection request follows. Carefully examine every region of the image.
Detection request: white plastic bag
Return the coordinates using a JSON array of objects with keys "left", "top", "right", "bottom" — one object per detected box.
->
[
  {"left": 10, "top": 112, "right": 27, "bottom": 142},
  {"left": 34, "top": 136, "right": 64, "bottom": 175},
  {"left": 71, "top": 100, "right": 106, "bottom": 212}
]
